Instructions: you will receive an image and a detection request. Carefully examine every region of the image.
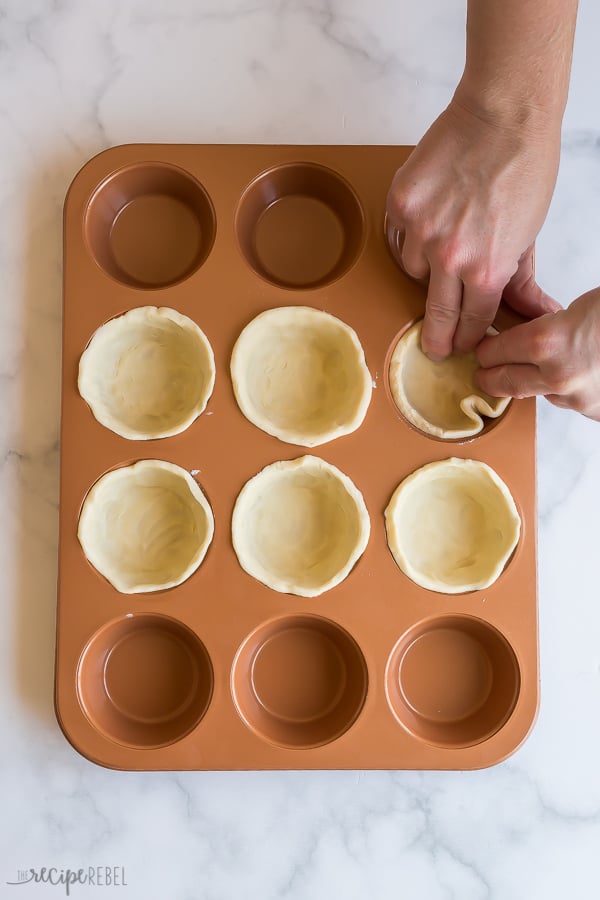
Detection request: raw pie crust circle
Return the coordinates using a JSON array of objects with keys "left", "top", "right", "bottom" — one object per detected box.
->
[
  {"left": 232, "top": 455, "right": 370, "bottom": 597},
  {"left": 385, "top": 458, "right": 520, "bottom": 594},
  {"left": 230, "top": 306, "right": 372, "bottom": 447},
  {"left": 389, "top": 320, "right": 510, "bottom": 439},
  {"left": 78, "top": 306, "right": 215, "bottom": 440},
  {"left": 78, "top": 460, "right": 214, "bottom": 594}
]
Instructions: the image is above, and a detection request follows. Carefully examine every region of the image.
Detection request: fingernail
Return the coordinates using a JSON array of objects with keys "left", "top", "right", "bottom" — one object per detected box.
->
[{"left": 425, "top": 351, "right": 445, "bottom": 362}]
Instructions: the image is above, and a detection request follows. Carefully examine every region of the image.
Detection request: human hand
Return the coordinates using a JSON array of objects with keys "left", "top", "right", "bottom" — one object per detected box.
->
[
  {"left": 475, "top": 288, "right": 600, "bottom": 421},
  {"left": 386, "top": 93, "right": 560, "bottom": 360}
]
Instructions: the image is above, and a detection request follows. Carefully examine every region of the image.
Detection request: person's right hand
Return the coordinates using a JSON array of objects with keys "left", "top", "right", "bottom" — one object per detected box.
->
[
  {"left": 386, "top": 92, "right": 561, "bottom": 360},
  {"left": 475, "top": 287, "right": 600, "bottom": 421}
]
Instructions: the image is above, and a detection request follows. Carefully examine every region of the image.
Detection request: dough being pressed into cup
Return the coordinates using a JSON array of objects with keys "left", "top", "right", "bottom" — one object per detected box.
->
[
  {"left": 385, "top": 458, "right": 520, "bottom": 594},
  {"left": 78, "top": 306, "right": 215, "bottom": 440},
  {"left": 389, "top": 320, "right": 510, "bottom": 439},
  {"left": 230, "top": 306, "right": 372, "bottom": 447},
  {"left": 232, "top": 455, "right": 370, "bottom": 597},
  {"left": 78, "top": 460, "right": 214, "bottom": 594}
]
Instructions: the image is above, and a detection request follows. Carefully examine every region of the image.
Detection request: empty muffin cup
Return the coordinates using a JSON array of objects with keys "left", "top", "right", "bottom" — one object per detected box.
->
[
  {"left": 232, "top": 456, "right": 370, "bottom": 597},
  {"left": 236, "top": 162, "right": 364, "bottom": 288},
  {"left": 232, "top": 615, "right": 368, "bottom": 748},
  {"left": 78, "top": 614, "right": 213, "bottom": 749},
  {"left": 231, "top": 306, "right": 372, "bottom": 447},
  {"left": 78, "top": 307, "right": 215, "bottom": 440},
  {"left": 85, "top": 162, "right": 216, "bottom": 287},
  {"left": 388, "top": 320, "right": 510, "bottom": 439},
  {"left": 385, "top": 458, "right": 520, "bottom": 594},
  {"left": 386, "top": 616, "right": 520, "bottom": 747},
  {"left": 78, "top": 460, "right": 214, "bottom": 594}
]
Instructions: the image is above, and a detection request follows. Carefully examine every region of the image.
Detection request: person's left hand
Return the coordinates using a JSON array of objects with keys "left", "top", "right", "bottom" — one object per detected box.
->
[{"left": 475, "top": 287, "right": 600, "bottom": 420}]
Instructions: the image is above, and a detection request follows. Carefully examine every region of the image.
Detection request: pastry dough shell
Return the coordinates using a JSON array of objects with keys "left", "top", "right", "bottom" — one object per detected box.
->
[
  {"left": 78, "top": 306, "right": 215, "bottom": 440},
  {"left": 385, "top": 458, "right": 520, "bottom": 593},
  {"left": 78, "top": 460, "right": 214, "bottom": 594},
  {"left": 231, "top": 306, "right": 371, "bottom": 447},
  {"left": 389, "top": 320, "right": 510, "bottom": 439},
  {"left": 232, "top": 455, "right": 370, "bottom": 597}
]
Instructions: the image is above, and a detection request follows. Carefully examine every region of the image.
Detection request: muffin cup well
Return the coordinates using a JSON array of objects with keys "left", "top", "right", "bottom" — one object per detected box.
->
[
  {"left": 236, "top": 162, "right": 364, "bottom": 288},
  {"left": 77, "top": 614, "right": 213, "bottom": 749},
  {"left": 85, "top": 162, "right": 216, "bottom": 288},
  {"left": 232, "top": 615, "right": 368, "bottom": 749},
  {"left": 386, "top": 616, "right": 520, "bottom": 748}
]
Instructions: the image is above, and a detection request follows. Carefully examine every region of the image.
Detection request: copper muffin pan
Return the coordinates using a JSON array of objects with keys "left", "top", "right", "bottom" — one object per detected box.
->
[{"left": 56, "top": 144, "right": 538, "bottom": 770}]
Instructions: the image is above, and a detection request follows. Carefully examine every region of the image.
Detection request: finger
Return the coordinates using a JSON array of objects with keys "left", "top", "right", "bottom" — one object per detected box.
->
[
  {"left": 453, "top": 282, "right": 502, "bottom": 354},
  {"left": 475, "top": 363, "right": 548, "bottom": 399},
  {"left": 502, "top": 245, "right": 562, "bottom": 318},
  {"left": 400, "top": 230, "right": 430, "bottom": 282},
  {"left": 476, "top": 317, "right": 550, "bottom": 368},
  {"left": 421, "top": 266, "right": 463, "bottom": 360},
  {"left": 545, "top": 394, "right": 572, "bottom": 409},
  {"left": 546, "top": 393, "right": 600, "bottom": 419}
]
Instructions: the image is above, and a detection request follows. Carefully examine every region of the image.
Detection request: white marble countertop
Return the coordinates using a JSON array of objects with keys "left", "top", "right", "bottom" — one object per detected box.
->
[{"left": 1, "top": 1, "right": 600, "bottom": 897}]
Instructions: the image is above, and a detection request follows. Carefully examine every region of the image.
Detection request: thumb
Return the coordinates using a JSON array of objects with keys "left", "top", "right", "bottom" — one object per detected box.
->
[{"left": 502, "top": 244, "right": 562, "bottom": 318}]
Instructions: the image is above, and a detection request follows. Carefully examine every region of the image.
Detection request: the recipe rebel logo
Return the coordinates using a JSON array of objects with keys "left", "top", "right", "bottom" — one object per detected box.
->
[{"left": 6, "top": 867, "right": 127, "bottom": 895}]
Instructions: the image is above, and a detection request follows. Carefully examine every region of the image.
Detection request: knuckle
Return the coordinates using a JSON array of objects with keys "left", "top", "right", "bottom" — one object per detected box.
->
[
  {"left": 529, "top": 328, "right": 558, "bottom": 362},
  {"left": 463, "top": 263, "right": 510, "bottom": 295},
  {"left": 500, "top": 367, "right": 525, "bottom": 399},
  {"left": 459, "top": 308, "right": 494, "bottom": 327},
  {"left": 388, "top": 191, "right": 416, "bottom": 226},
  {"left": 434, "top": 239, "right": 464, "bottom": 276},
  {"left": 426, "top": 301, "right": 458, "bottom": 324}
]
